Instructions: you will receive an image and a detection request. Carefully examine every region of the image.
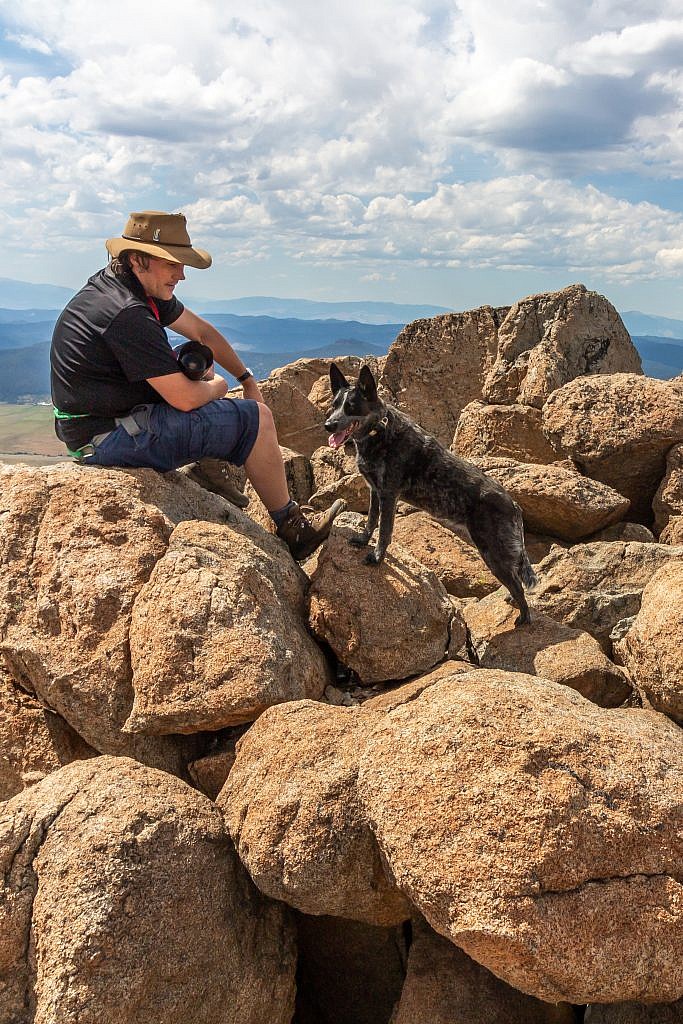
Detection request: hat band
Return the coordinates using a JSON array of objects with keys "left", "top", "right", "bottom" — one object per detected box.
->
[{"left": 121, "top": 233, "right": 194, "bottom": 248}]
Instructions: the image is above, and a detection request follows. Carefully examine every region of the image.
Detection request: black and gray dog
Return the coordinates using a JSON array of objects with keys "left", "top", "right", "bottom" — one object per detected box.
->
[{"left": 324, "top": 363, "right": 538, "bottom": 625}]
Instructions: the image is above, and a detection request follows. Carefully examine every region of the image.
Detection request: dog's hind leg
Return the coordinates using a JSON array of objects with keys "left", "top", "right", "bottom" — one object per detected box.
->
[
  {"left": 469, "top": 523, "right": 532, "bottom": 627},
  {"left": 350, "top": 485, "right": 379, "bottom": 547}
]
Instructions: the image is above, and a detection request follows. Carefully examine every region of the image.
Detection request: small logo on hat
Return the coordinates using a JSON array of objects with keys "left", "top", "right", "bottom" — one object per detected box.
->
[{"left": 153, "top": 228, "right": 161, "bottom": 241}]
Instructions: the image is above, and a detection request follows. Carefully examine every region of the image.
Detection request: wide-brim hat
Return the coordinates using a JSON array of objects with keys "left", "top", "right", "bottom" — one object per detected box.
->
[{"left": 106, "top": 211, "right": 212, "bottom": 270}]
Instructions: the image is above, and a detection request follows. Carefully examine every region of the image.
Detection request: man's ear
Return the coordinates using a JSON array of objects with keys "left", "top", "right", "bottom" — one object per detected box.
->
[
  {"left": 358, "top": 365, "right": 378, "bottom": 401},
  {"left": 330, "top": 363, "right": 350, "bottom": 396}
]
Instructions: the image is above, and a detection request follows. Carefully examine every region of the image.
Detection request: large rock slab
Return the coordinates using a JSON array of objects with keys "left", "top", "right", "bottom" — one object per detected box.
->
[
  {"left": 393, "top": 918, "right": 575, "bottom": 1024},
  {"left": 310, "top": 444, "right": 358, "bottom": 490},
  {"left": 126, "top": 520, "right": 329, "bottom": 734},
  {"left": 307, "top": 530, "right": 453, "bottom": 682},
  {"left": 654, "top": 442, "right": 683, "bottom": 534},
  {"left": 472, "top": 457, "right": 630, "bottom": 540},
  {"left": 0, "top": 757, "right": 296, "bottom": 1024},
  {"left": 258, "top": 377, "right": 328, "bottom": 455},
  {"left": 269, "top": 355, "right": 386, "bottom": 413},
  {"left": 380, "top": 306, "right": 504, "bottom": 444},
  {"left": 0, "top": 465, "right": 204, "bottom": 772},
  {"left": 306, "top": 355, "right": 387, "bottom": 413},
  {"left": 220, "top": 667, "right": 465, "bottom": 926},
  {"left": 391, "top": 511, "right": 499, "bottom": 598},
  {"left": 483, "top": 284, "right": 641, "bottom": 408},
  {"left": 308, "top": 473, "right": 370, "bottom": 514},
  {"left": 0, "top": 663, "right": 95, "bottom": 801},
  {"left": 462, "top": 591, "right": 631, "bottom": 707},
  {"left": 452, "top": 401, "right": 558, "bottom": 464},
  {"left": 614, "top": 561, "right": 683, "bottom": 724},
  {"left": 219, "top": 699, "right": 410, "bottom": 925},
  {"left": 662, "top": 516, "right": 683, "bottom": 544},
  {"left": 542, "top": 374, "right": 683, "bottom": 520},
  {"left": 358, "top": 669, "right": 683, "bottom": 1004},
  {"left": 531, "top": 540, "right": 683, "bottom": 651}
]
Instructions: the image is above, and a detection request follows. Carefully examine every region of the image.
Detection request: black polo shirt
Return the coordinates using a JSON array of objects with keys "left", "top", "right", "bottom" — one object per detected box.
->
[{"left": 50, "top": 265, "right": 184, "bottom": 448}]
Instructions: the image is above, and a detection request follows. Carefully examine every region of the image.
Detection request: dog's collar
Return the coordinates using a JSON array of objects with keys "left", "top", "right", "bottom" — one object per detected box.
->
[{"left": 367, "top": 414, "right": 389, "bottom": 437}]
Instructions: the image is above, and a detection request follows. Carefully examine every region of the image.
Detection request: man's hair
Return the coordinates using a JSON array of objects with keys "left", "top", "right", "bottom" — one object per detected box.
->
[{"left": 110, "top": 250, "right": 151, "bottom": 299}]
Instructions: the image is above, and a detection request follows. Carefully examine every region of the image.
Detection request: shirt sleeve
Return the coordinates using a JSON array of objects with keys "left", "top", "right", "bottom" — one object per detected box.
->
[
  {"left": 156, "top": 295, "right": 184, "bottom": 327},
  {"left": 103, "top": 305, "right": 181, "bottom": 382}
]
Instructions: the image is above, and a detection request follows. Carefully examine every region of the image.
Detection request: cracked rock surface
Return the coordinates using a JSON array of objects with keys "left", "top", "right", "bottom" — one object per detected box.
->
[
  {"left": 541, "top": 373, "right": 683, "bottom": 520},
  {"left": 0, "top": 466, "right": 187, "bottom": 771},
  {"left": 614, "top": 561, "right": 683, "bottom": 724},
  {"left": 0, "top": 756, "right": 296, "bottom": 1024},
  {"left": 357, "top": 668, "right": 683, "bottom": 1004},
  {"left": 126, "top": 519, "right": 329, "bottom": 733},
  {"left": 0, "top": 662, "right": 95, "bottom": 801},
  {"left": 461, "top": 590, "right": 631, "bottom": 707},
  {"left": 482, "top": 284, "right": 641, "bottom": 409},
  {"left": 530, "top": 540, "right": 683, "bottom": 652},
  {"left": 219, "top": 699, "right": 410, "bottom": 925},
  {"left": 307, "top": 528, "right": 453, "bottom": 683}
]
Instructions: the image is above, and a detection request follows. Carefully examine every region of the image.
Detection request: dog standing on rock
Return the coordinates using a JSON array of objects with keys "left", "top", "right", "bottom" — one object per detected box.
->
[{"left": 324, "top": 363, "right": 538, "bottom": 625}]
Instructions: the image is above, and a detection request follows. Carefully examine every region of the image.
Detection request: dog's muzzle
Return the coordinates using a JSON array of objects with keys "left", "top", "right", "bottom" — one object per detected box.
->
[{"left": 327, "top": 423, "right": 357, "bottom": 448}]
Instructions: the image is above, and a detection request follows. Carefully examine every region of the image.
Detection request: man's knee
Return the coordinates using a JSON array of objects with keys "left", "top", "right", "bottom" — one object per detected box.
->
[{"left": 255, "top": 402, "right": 276, "bottom": 437}]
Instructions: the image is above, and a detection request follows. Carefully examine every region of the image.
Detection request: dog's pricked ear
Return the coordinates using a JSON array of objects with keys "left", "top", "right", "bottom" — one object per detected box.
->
[
  {"left": 330, "top": 363, "right": 350, "bottom": 396},
  {"left": 358, "top": 365, "right": 378, "bottom": 401}
]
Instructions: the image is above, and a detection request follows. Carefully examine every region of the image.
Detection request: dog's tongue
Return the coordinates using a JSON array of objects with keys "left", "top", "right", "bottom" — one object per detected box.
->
[{"left": 328, "top": 431, "right": 347, "bottom": 449}]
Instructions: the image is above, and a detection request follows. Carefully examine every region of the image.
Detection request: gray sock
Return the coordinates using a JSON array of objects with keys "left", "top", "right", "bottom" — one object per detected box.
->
[{"left": 270, "top": 499, "right": 296, "bottom": 527}]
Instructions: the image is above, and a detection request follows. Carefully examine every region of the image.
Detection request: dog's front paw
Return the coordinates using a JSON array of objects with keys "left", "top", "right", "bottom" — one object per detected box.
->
[
  {"left": 364, "top": 549, "right": 384, "bottom": 565},
  {"left": 349, "top": 532, "right": 370, "bottom": 547}
]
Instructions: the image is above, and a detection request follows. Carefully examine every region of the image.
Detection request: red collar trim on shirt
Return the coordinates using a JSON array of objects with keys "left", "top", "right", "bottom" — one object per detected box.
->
[{"left": 146, "top": 296, "right": 160, "bottom": 321}]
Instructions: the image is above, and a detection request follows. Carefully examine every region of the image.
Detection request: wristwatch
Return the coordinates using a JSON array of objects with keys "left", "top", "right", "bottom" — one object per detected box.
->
[{"left": 236, "top": 367, "right": 254, "bottom": 383}]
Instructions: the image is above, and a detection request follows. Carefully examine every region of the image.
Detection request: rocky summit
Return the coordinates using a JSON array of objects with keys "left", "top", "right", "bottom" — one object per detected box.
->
[{"left": 0, "top": 283, "right": 682, "bottom": 1023}]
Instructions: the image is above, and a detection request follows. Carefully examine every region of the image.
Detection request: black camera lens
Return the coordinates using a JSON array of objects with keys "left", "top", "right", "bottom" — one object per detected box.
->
[{"left": 173, "top": 341, "right": 214, "bottom": 381}]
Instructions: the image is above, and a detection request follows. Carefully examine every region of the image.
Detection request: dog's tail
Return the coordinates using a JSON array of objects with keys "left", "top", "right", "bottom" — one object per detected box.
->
[
  {"left": 511, "top": 502, "right": 539, "bottom": 591},
  {"left": 518, "top": 551, "right": 539, "bottom": 591}
]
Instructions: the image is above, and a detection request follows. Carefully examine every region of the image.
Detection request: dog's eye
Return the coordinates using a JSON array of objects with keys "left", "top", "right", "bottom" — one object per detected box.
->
[{"left": 343, "top": 401, "right": 353, "bottom": 415}]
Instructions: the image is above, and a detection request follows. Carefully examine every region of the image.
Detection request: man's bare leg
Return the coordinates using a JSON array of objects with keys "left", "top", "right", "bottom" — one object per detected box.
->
[{"left": 243, "top": 403, "right": 289, "bottom": 511}]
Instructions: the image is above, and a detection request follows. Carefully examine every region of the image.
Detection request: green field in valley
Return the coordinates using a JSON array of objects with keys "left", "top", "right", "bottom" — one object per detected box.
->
[{"left": 0, "top": 403, "right": 67, "bottom": 459}]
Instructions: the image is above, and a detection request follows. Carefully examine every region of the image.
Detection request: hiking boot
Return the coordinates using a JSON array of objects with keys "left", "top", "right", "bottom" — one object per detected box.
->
[
  {"left": 186, "top": 458, "right": 250, "bottom": 509},
  {"left": 276, "top": 499, "right": 346, "bottom": 560}
]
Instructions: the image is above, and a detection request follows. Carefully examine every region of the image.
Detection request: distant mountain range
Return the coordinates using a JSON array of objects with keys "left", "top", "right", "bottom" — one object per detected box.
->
[
  {"left": 0, "top": 278, "right": 74, "bottom": 309},
  {"left": 621, "top": 311, "right": 683, "bottom": 339},
  {"left": 0, "top": 276, "right": 681, "bottom": 402},
  {"left": 167, "top": 315, "right": 403, "bottom": 352},
  {"left": 0, "top": 277, "right": 450, "bottom": 324},
  {"left": 1, "top": 275, "right": 683, "bottom": 335},
  {"left": 183, "top": 296, "right": 452, "bottom": 323}
]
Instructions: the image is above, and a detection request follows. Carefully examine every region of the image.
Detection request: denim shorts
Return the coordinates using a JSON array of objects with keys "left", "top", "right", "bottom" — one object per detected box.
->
[{"left": 85, "top": 399, "right": 260, "bottom": 473}]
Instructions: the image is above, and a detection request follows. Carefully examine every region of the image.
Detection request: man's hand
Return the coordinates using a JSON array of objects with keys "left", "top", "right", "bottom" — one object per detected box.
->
[
  {"left": 241, "top": 375, "right": 264, "bottom": 403},
  {"left": 147, "top": 370, "right": 228, "bottom": 411}
]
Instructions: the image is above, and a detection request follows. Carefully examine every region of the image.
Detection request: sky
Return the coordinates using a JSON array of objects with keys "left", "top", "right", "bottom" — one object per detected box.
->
[{"left": 0, "top": 0, "right": 682, "bottom": 315}]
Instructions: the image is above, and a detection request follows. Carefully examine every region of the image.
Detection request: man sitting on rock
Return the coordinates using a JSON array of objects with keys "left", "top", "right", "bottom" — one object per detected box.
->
[{"left": 50, "top": 210, "right": 343, "bottom": 560}]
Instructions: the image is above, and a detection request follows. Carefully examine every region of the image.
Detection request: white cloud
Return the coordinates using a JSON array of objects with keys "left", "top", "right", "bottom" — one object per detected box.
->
[
  {"left": 561, "top": 18, "right": 683, "bottom": 76},
  {"left": 5, "top": 31, "right": 52, "bottom": 55},
  {"left": 0, "top": 0, "right": 681, "bottom": 286},
  {"left": 179, "top": 176, "right": 683, "bottom": 282},
  {"left": 656, "top": 247, "right": 683, "bottom": 270}
]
